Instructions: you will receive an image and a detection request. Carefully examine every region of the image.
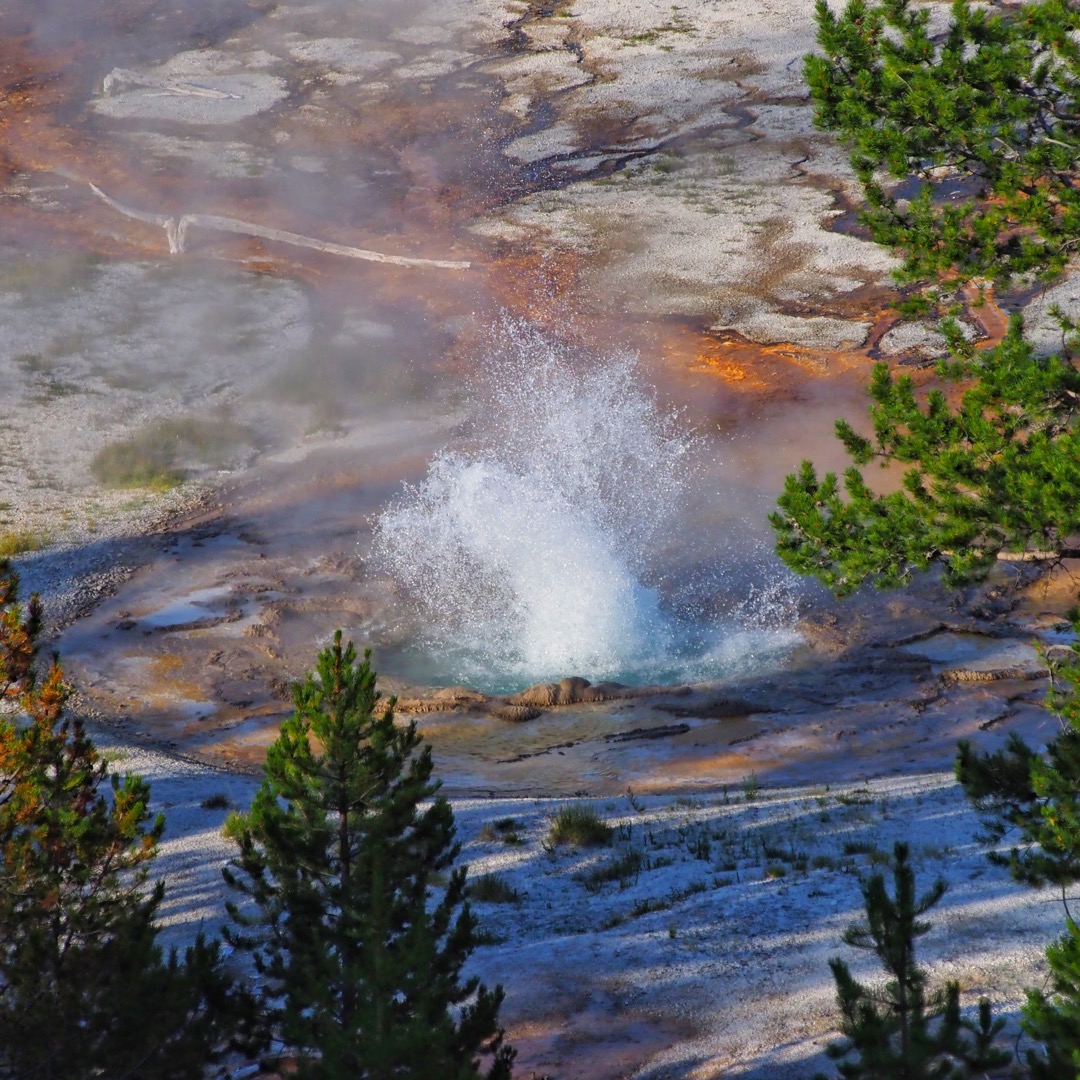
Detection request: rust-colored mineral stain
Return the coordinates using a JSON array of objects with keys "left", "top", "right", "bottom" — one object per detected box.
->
[
  {"left": 674, "top": 282, "right": 1016, "bottom": 403},
  {"left": 670, "top": 330, "right": 868, "bottom": 400},
  {"left": 0, "top": 36, "right": 77, "bottom": 180},
  {"left": 662, "top": 298, "right": 904, "bottom": 401},
  {"left": 962, "top": 282, "right": 1010, "bottom": 347},
  {"left": 505, "top": 1010, "right": 696, "bottom": 1080},
  {"left": 668, "top": 331, "right": 771, "bottom": 393},
  {"left": 194, "top": 720, "right": 281, "bottom": 771},
  {"left": 633, "top": 751, "right": 776, "bottom": 788},
  {"left": 483, "top": 245, "right": 588, "bottom": 321}
]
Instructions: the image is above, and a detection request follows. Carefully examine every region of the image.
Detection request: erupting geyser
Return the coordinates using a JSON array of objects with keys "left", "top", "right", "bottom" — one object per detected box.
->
[{"left": 373, "top": 322, "right": 798, "bottom": 691}]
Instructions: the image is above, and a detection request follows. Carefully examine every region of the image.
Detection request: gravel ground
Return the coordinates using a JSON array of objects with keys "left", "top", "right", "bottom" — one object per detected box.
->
[
  {"left": 14, "top": 485, "right": 213, "bottom": 633},
  {"left": 88, "top": 720, "right": 1061, "bottom": 1080}
]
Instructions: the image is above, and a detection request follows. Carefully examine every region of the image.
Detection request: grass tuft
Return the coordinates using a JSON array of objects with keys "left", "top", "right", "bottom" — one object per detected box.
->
[
  {"left": 580, "top": 849, "right": 644, "bottom": 892},
  {"left": 548, "top": 805, "right": 613, "bottom": 848},
  {"left": 478, "top": 817, "right": 524, "bottom": 846},
  {"left": 0, "top": 530, "right": 47, "bottom": 558},
  {"left": 467, "top": 873, "right": 520, "bottom": 904},
  {"left": 91, "top": 417, "right": 251, "bottom": 490}
]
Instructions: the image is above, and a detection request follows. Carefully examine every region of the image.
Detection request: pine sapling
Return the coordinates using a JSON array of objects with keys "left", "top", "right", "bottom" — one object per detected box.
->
[
  {"left": 818, "top": 842, "right": 1008, "bottom": 1079},
  {"left": 224, "top": 631, "right": 515, "bottom": 1080},
  {"left": 0, "top": 559, "right": 247, "bottom": 1079}
]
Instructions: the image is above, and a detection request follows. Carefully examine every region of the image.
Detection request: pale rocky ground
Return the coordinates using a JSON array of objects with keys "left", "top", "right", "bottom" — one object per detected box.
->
[
  {"left": 117, "top": 723, "right": 1064, "bottom": 1080},
  {"left": 3, "top": 0, "right": 1080, "bottom": 1076}
]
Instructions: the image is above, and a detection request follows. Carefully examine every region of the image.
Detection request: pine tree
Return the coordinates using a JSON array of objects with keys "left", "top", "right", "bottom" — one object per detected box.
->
[
  {"left": 1022, "top": 915, "right": 1080, "bottom": 1079},
  {"left": 0, "top": 558, "right": 245, "bottom": 1080},
  {"left": 818, "top": 842, "right": 1008, "bottom": 1080},
  {"left": 223, "top": 631, "right": 515, "bottom": 1080},
  {"left": 770, "top": 315, "right": 1080, "bottom": 593},
  {"left": 956, "top": 625, "right": 1080, "bottom": 1074},
  {"left": 956, "top": 620, "right": 1080, "bottom": 889},
  {"left": 806, "top": 0, "right": 1080, "bottom": 308}
]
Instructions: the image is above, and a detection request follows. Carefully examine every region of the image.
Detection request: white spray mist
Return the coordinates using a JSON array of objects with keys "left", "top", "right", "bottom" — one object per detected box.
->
[{"left": 373, "top": 320, "right": 797, "bottom": 690}]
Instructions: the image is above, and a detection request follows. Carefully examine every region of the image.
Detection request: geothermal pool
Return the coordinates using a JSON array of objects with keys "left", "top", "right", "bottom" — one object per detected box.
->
[{"left": 2, "top": 0, "right": 913, "bottom": 779}]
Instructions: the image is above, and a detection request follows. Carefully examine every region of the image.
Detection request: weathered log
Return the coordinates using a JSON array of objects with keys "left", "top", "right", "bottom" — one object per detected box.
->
[
  {"left": 89, "top": 183, "right": 471, "bottom": 269},
  {"left": 995, "top": 549, "right": 1080, "bottom": 563},
  {"left": 173, "top": 213, "right": 472, "bottom": 269},
  {"left": 102, "top": 68, "right": 240, "bottom": 100}
]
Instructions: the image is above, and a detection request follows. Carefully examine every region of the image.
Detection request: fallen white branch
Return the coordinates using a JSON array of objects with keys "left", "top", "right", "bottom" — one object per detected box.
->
[
  {"left": 89, "top": 183, "right": 173, "bottom": 230},
  {"left": 102, "top": 68, "right": 240, "bottom": 100},
  {"left": 89, "top": 183, "right": 471, "bottom": 269},
  {"left": 996, "top": 549, "right": 1080, "bottom": 563}
]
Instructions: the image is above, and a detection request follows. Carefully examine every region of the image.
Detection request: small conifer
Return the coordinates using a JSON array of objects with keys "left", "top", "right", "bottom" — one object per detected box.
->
[
  {"left": 957, "top": 626, "right": 1080, "bottom": 1072},
  {"left": 0, "top": 559, "right": 243, "bottom": 1079},
  {"left": 223, "top": 631, "right": 514, "bottom": 1079},
  {"left": 1022, "top": 915, "right": 1080, "bottom": 1079},
  {"left": 818, "top": 842, "right": 1008, "bottom": 1080}
]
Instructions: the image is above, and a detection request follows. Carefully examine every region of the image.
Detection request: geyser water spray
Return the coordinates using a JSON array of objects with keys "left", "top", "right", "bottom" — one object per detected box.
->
[{"left": 373, "top": 321, "right": 798, "bottom": 691}]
